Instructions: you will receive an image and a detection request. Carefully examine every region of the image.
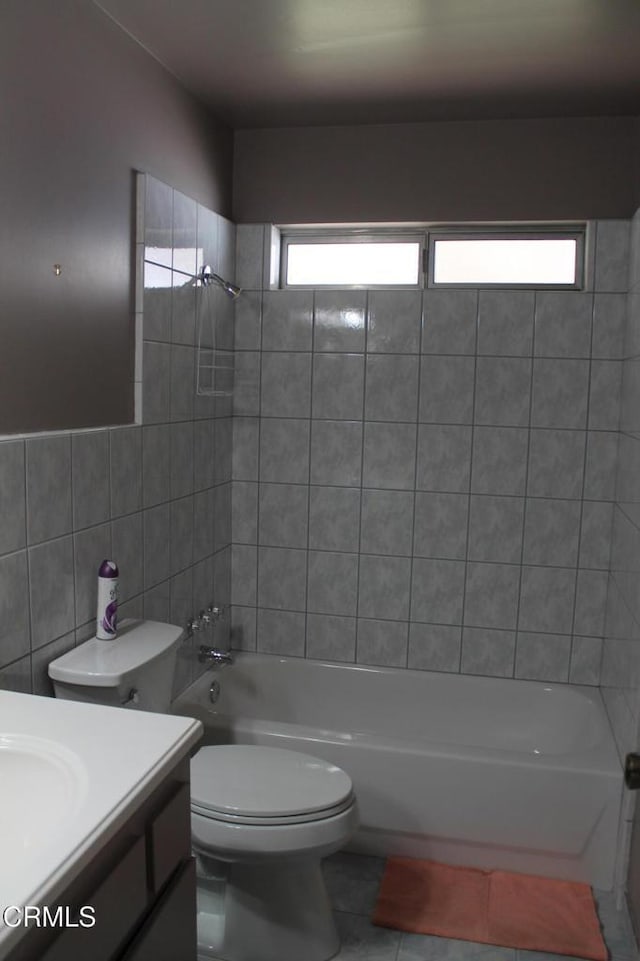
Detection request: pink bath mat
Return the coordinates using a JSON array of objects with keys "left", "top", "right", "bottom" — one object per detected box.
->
[{"left": 373, "top": 857, "right": 607, "bottom": 960}]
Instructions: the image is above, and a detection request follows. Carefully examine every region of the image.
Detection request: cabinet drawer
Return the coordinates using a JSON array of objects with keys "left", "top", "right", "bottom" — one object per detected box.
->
[
  {"left": 41, "top": 836, "right": 148, "bottom": 961},
  {"left": 149, "top": 783, "right": 191, "bottom": 893},
  {"left": 124, "top": 859, "right": 197, "bottom": 961}
]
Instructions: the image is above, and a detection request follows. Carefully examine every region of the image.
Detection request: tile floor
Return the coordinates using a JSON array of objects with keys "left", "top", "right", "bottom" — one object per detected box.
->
[{"left": 322, "top": 852, "right": 639, "bottom": 961}]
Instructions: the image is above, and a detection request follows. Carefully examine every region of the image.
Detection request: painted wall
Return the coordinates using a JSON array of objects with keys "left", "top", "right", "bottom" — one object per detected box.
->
[
  {"left": 230, "top": 222, "right": 626, "bottom": 681},
  {"left": 0, "top": 0, "right": 232, "bottom": 432},
  {"left": 233, "top": 118, "right": 637, "bottom": 225}
]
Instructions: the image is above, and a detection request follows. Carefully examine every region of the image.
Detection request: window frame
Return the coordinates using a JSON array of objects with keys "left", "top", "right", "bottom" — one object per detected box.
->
[{"left": 279, "top": 224, "right": 586, "bottom": 291}]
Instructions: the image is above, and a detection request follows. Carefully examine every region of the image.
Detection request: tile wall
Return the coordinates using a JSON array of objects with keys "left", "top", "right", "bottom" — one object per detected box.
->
[
  {"left": 603, "top": 207, "right": 640, "bottom": 756},
  {"left": 0, "top": 175, "right": 235, "bottom": 698},
  {"left": 231, "top": 222, "right": 629, "bottom": 684}
]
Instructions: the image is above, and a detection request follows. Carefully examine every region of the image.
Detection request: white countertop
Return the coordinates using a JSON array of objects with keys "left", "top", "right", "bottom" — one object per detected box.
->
[{"left": 0, "top": 690, "right": 202, "bottom": 959}]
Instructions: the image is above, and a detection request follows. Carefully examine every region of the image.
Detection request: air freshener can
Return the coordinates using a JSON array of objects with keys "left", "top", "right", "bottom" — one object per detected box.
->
[{"left": 96, "top": 559, "right": 119, "bottom": 639}]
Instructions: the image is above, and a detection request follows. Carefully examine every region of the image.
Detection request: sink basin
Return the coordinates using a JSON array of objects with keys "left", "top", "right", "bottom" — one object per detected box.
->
[{"left": 0, "top": 734, "right": 87, "bottom": 864}]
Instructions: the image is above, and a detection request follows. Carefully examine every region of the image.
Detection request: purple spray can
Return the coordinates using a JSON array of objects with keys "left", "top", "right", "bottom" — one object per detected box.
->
[{"left": 96, "top": 559, "right": 119, "bottom": 639}]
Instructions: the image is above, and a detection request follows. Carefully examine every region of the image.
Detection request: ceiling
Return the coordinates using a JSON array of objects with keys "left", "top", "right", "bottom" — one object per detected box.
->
[{"left": 94, "top": 0, "right": 640, "bottom": 128}]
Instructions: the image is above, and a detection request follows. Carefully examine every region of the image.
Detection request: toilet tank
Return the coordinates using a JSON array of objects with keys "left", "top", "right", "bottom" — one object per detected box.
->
[{"left": 48, "top": 619, "right": 184, "bottom": 713}]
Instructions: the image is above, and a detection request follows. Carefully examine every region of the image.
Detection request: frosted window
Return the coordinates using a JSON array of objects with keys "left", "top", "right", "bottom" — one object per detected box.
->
[
  {"left": 286, "top": 242, "right": 421, "bottom": 286},
  {"left": 432, "top": 238, "right": 578, "bottom": 286}
]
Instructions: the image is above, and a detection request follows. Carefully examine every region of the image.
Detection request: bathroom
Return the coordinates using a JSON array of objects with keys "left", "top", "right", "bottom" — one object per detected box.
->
[{"left": 1, "top": 1, "right": 640, "bottom": 959}]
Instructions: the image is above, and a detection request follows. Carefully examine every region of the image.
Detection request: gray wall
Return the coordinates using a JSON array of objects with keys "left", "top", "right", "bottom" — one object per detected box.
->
[
  {"left": 233, "top": 118, "right": 637, "bottom": 225},
  {"left": 230, "top": 222, "right": 627, "bottom": 682},
  {"left": 0, "top": 0, "right": 232, "bottom": 432}
]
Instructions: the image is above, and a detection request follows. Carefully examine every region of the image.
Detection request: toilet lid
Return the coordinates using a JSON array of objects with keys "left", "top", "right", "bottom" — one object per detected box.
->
[{"left": 190, "top": 745, "right": 353, "bottom": 821}]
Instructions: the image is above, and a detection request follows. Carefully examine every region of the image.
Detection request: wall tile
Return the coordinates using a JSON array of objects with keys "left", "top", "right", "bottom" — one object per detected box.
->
[
  {"left": 360, "top": 490, "right": 414, "bottom": 556},
  {"left": 232, "top": 481, "right": 258, "bottom": 544},
  {"left": 26, "top": 435, "right": 72, "bottom": 544},
  {"left": 29, "top": 536, "right": 75, "bottom": 649},
  {"left": 359, "top": 554, "right": 411, "bottom": 621},
  {"left": 515, "top": 632, "right": 570, "bottom": 681},
  {"left": 111, "top": 512, "right": 143, "bottom": 602},
  {"left": 367, "top": 290, "right": 421, "bottom": 353},
  {"left": 461, "top": 627, "right": 515, "bottom": 677},
  {"left": 584, "top": 431, "right": 618, "bottom": 500},
  {"left": 230, "top": 605, "right": 257, "bottom": 651},
  {"left": 170, "top": 496, "right": 194, "bottom": 574},
  {"left": 306, "top": 613, "right": 356, "bottom": 661},
  {"left": 142, "top": 341, "right": 171, "bottom": 424},
  {"left": 518, "top": 566, "right": 576, "bottom": 634},
  {"left": 261, "top": 418, "right": 310, "bottom": 484},
  {"left": 258, "top": 483, "right": 308, "bottom": 548},
  {"left": 257, "top": 608, "right": 305, "bottom": 656},
  {"left": 417, "top": 425, "right": 472, "bottom": 493},
  {"left": 143, "top": 504, "right": 170, "bottom": 589},
  {"left": 142, "top": 424, "right": 171, "bottom": 507},
  {"left": 0, "top": 551, "right": 30, "bottom": 666},
  {"left": 257, "top": 547, "right": 307, "bottom": 611},
  {"left": 0, "top": 441, "right": 26, "bottom": 555},
  {"left": 363, "top": 423, "right": 416, "bottom": 489},
  {"left": 31, "top": 631, "right": 75, "bottom": 697},
  {"left": 169, "top": 344, "right": 195, "bottom": 422},
  {"left": 408, "top": 622, "right": 461, "bottom": 672},
  {"left": 0, "top": 656, "right": 31, "bottom": 693},
  {"left": 309, "top": 487, "right": 361, "bottom": 552},
  {"left": 522, "top": 498, "right": 581, "bottom": 567},
  {"left": 170, "top": 421, "right": 195, "bottom": 499},
  {"left": 231, "top": 545, "right": 257, "bottom": 607},
  {"left": 410, "top": 557, "right": 465, "bottom": 625},
  {"left": 193, "top": 420, "right": 215, "bottom": 492},
  {"left": 144, "top": 176, "right": 172, "bottom": 266},
  {"left": 580, "top": 501, "right": 614, "bottom": 570},
  {"left": 419, "top": 356, "right": 474, "bottom": 424},
  {"left": 588, "top": 360, "right": 621, "bottom": 430},
  {"left": 569, "top": 635, "right": 603, "bottom": 685},
  {"left": 262, "top": 290, "right": 313, "bottom": 350},
  {"left": 477, "top": 290, "right": 534, "bottom": 356},
  {"left": 307, "top": 551, "right": 358, "bottom": 616},
  {"left": 534, "top": 291, "right": 592, "bottom": 358},
  {"left": 574, "top": 568, "right": 608, "bottom": 636},
  {"left": 422, "top": 289, "right": 477, "bottom": 355},
  {"left": 192, "top": 489, "right": 214, "bottom": 562},
  {"left": 171, "top": 279, "right": 196, "bottom": 346},
  {"left": 314, "top": 290, "right": 366, "bottom": 352},
  {"left": 233, "top": 352, "right": 261, "bottom": 415},
  {"left": 110, "top": 428, "right": 142, "bottom": 518},
  {"left": 234, "top": 291, "right": 262, "bottom": 351},
  {"left": 474, "top": 357, "right": 531, "bottom": 426},
  {"left": 470, "top": 427, "right": 528, "bottom": 495},
  {"left": 463, "top": 562, "right": 520, "bottom": 630},
  {"left": 413, "top": 492, "right": 468, "bottom": 560},
  {"left": 595, "top": 220, "right": 630, "bottom": 292},
  {"left": 468, "top": 495, "right": 524, "bottom": 564},
  {"left": 357, "top": 618, "right": 408, "bottom": 667},
  {"left": 312, "top": 353, "right": 365, "bottom": 420},
  {"left": 592, "top": 293, "right": 626, "bottom": 359},
  {"left": 261, "top": 352, "right": 312, "bottom": 417},
  {"left": 526, "top": 429, "right": 585, "bottom": 499},
  {"left": 310, "top": 420, "right": 360, "bottom": 486},
  {"left": 531, "top": 359, "right": 589, "bottom": 428},
  {"left": 365, "top": 355, "right": 419, "bottom": 422}
]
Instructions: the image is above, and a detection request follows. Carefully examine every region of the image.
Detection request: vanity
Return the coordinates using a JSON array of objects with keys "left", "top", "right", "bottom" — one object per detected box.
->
[{"left": 0, "top": 690, "right": 202, "bottom": 961}]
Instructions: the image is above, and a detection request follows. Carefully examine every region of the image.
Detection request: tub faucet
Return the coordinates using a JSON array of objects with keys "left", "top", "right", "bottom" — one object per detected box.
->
[{"left": 198, "top": 646, "right": 234, "bottom": 667}]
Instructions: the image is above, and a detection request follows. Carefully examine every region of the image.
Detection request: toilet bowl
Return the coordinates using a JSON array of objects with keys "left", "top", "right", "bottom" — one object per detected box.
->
[
  {"left": 191, "top": 744, "right": 357, "bottom": 961},
  {"left": 48, "top": 620, "right": 358, "bottom": 961}
]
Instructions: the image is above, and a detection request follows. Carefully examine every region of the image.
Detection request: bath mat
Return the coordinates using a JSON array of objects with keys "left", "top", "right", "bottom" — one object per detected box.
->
[{"left": 373, "top": 858, "right": 607, "bottom": 961}]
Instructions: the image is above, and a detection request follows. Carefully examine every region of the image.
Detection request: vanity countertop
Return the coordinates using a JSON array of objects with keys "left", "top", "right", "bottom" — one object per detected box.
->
[{"left": 0, "top": 690, "right": 202, "bottom": 958}]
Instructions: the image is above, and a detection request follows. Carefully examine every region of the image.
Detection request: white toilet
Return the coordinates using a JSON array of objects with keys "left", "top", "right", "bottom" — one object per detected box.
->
[{"left": 48, "top": 619, "right": 358, "bottom": 961}]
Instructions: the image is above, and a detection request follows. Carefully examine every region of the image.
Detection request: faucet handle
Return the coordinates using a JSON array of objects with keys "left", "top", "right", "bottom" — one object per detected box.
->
[
  {"left": 186, "top": 617, "right": 202, "bottom": 636},
  {"left": 207, "top": 604, "right": 226, "bottom": 620}
]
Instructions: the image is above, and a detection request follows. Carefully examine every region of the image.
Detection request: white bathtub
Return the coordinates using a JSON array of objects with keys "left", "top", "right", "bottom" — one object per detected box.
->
[{"left": 173, "top": 653, "right": 623, "bottom": 889}]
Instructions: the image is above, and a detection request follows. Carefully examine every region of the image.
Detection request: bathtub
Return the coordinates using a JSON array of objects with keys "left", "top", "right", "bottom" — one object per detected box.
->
[{"left": 173, "top": 652, "right": 623, "bottom": 890}]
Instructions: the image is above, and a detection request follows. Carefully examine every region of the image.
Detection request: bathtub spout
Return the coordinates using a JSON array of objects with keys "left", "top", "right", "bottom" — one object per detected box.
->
[{"left": 199, "top": 646, "right": 234, "bottom": 667}]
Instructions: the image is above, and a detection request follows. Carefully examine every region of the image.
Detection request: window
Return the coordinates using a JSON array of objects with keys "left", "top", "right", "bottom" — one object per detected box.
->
[
  {"left": 429, "top": 232, "right": 582, "bottom": 287},
  {"left": 280, "top": 226, "right": 585, "bottom": 290},
  {"left": 282, "top": 233, "right": 422, "bottom": 288}
]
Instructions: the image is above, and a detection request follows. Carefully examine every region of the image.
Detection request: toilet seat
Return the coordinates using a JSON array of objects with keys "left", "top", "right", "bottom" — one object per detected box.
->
[{"left": 191, "top": 745, "right": 354, "bottom": 826}]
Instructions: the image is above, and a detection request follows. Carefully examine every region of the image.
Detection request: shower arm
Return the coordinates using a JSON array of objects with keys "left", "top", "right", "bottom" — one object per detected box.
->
[{"left": 194, "top": 264, "right": 241, "bottom": 299}]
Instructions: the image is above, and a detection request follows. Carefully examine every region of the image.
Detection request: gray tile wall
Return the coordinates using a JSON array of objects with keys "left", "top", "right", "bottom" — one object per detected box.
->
[
  {"left": 0, "top": 176, "right": 235, "bottom": 698},
  {"left": 231, "top": 222, "right": 629, "bottom": 684},
  {"left": 603, "top": 208, "right": 640, "bottom": 756}
]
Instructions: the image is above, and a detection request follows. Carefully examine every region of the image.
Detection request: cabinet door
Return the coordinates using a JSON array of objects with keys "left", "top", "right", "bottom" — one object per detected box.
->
[
  {"left": 41, "top": 837, "right": 148, "bottom": 961},
  {"left": 123, "top": 859, "right": 197, "bottom": 961}
]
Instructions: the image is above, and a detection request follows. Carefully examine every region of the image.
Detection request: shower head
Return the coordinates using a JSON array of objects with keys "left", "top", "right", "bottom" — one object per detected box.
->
[{"left": 199, "top": 265, "right": 242, "bottom": 299}]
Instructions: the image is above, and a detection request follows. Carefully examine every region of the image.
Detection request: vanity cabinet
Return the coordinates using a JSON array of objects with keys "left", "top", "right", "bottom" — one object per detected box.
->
[{"left": 8, "top": 760, "right": 196, "bottom": 961}]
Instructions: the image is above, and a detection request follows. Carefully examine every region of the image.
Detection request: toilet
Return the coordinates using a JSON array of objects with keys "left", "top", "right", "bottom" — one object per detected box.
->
[{"left": 48, "top": 619, "right": 358, "bottom": 961}]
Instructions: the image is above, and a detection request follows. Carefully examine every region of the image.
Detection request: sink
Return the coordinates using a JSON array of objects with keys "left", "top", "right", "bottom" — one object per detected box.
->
[{"left": 0, "top": 734, "right": 87, "bottom": 864}]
